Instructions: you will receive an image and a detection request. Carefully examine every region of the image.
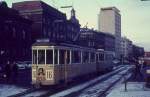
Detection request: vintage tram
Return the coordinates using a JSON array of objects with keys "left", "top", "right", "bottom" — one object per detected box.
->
[{"left": 31, "top": 39, "right": 114, "bottom": 85}]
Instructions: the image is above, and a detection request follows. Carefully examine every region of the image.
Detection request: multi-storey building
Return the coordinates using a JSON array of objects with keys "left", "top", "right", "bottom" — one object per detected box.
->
[
  {"left": 98, "top": 7, "right": 121, "bottom": 59},
  {"left": 144, "top": 52, "right": 150, "bottom": 65},
  {"left": 145, "top": 52, "right": 150, "bottom": 58},
  {"left": 12, "top": 1, "right": 80, "bottom": 43},
  {"left": 132, "top": 45, "right": 144, "bottom": 60},
  {"left": 0, "top": 0, "right": 80, "bottom": 63},
  {"left": 0, "top": 1, "right": 32, "bottom": 63},
  {"left": 79, "top": 28, "right": 115, "bottom": 52},
  {"left": 121, "top": 37, "right": 133, "bottom": 60}
]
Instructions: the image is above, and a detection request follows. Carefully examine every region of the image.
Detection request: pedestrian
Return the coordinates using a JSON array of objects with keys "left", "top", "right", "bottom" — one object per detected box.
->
[
  {"left": 133, "top": 60, "right": 143, "bottom": 81},
  {"left": 4, "top": 61, "right": 11, "bottom": 83},
  {"left": 12, "top": 61, "right": 18, "bottom": 83}
]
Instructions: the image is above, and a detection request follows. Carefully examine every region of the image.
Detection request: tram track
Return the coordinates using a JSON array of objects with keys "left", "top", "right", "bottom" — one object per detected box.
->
[
  {"left": 7, "top": 87, "right": 39, "bottom": 97},
  {"left": 66, "top": 66, "right": 132, "bottom": 97},
  {"left": 40, "top": 66, "right": 130, "bottom": 97},
  {"left": 7, "top": 65, "right": 129, "bottom": 97}
]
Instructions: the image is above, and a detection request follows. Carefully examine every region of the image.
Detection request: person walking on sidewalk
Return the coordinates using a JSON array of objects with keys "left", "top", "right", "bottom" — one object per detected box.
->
[
  {"left": 12, "top": 61, "right": 18, "bottom": 83},
  {"left": 133, "top": 59, "right": 143, "bottom": 81},
  {"left": 4, "top": 61, "right": 11, "bottom": 83}
]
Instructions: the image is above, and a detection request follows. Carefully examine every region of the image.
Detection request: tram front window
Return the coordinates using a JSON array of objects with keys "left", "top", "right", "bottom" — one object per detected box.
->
[
  {"left": 46, "top": 50, "right": 53, "bottom": 64},
  {"left": 38, "top": 50, "right": 45, "bottom": 64},
  {"left": 33, "top": 50, "right": 37, "bottom": 64},
  {"left": 59, "top": 50, "right": 65, "bottom": 64}
]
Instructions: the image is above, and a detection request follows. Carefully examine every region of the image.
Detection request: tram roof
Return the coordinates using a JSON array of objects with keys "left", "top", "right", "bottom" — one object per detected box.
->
[
  {"left": 32, "top": 41, "right": 97, "bottom": 50},
  {"left": 32, "top": 42, "right": 57, "bottom": 46}
]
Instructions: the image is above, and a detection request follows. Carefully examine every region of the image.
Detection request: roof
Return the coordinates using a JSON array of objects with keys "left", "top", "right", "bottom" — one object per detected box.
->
[
  {"left": 32, "top": 39, "right": 96, "bottom": 50},
  {"left": 80, "top": 28, "right": 115, "bottom": 38},
  {"left": 12, "top": 0, "right": 66, "bottom": 19},
  {"left": 101, "top": 6, "right": 120, "bottom": 13},
  {"left": 0, "top": 1, "right": 32, "bottom": 24},
  {"left": 32, "top": 42, "right": 57, "bottom": 46}
]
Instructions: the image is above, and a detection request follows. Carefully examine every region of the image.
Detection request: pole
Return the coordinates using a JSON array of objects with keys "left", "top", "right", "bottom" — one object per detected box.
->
[{"left": 124, "top": 75, "right": 127, "bottom": 92}]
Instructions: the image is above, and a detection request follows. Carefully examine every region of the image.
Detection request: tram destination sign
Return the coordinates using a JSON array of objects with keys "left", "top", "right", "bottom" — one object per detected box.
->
[{"left": 36, "top": 39, "right": 50, "bottom": 43}]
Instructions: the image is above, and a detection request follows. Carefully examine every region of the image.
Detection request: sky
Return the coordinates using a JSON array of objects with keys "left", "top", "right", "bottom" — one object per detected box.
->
[{"left": 5, "top": 0, "right": 150, "bottom": 51}]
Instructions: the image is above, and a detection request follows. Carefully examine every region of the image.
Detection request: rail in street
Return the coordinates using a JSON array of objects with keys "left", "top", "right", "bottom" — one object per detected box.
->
[
  {"left": 63, "top": 67, "right": 132, "bottom": 97},
  {"left": 49, "top": 65, "right": 131, "bottom": 97},
  {"left": 7, "top": 65, "right": 132, "bottom": 97}
]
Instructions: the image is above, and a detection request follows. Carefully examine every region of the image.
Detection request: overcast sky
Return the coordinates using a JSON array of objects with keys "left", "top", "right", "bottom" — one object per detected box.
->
[{"left": 6, "top": 0, "right": 150, "bottom": 51}]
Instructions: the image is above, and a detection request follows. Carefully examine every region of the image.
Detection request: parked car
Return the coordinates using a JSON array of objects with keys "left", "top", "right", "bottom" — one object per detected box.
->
[
  {"left": 16, "top": 62, "right": 26, "bottom": 70},
  {"left": 16, "top": 61, "right": 32, "bottom": 69},
  {"left": 23, "top": 61, "right": 32, "bottom": 68},
  {"left": 0, "top": 65, "right": 4, "bottom": 78}
]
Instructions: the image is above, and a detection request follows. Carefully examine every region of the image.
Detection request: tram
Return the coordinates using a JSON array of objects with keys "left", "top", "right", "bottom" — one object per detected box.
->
[{"left": 31, "top": 39, "right": 114, "bottom": 85}]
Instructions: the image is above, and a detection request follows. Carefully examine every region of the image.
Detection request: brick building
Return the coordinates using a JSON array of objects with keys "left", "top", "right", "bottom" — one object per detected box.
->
[{"left": 12, "top": 1, "right": 80, "bottom": 43}]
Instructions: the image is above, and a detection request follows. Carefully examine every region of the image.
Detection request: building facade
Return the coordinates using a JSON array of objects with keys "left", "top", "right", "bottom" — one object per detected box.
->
[
  {"left": 98, "top": 7, "right": 121, "bottom": 59},
  {"left": 0, "top": 1, "right": 32, "bottom": 63},
  {"left": 144, "top": 52, "right": 150, "bottom": 65},
  {"left": 12, "top": 1, "right": 80, "bottom": 44},
  {"left": 121, "top": 37, "right": 133, "bottom": 61},
  {"left": 145, "top": 52, "right": 150, "bottom": 58},
  {"left": 0, "top": 1, "right": 80, "bottom": 63},
  {"left": 79, "top": 28, "right": 115, "bottom": 52},
  {"left": 132, "top": 45, "right": 144, "bottom": 60}
]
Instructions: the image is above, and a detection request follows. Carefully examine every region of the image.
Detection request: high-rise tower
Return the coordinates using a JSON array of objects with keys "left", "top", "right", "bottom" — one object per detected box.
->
[{"left": 98, "top": 7, "right": 121, "bottom": 59}]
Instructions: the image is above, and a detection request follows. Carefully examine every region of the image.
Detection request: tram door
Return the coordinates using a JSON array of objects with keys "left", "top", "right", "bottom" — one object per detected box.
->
[
  {"left": 32, "top": 49, "right": 46, "bottom": 83},
  {"left": 37, "top": 49, "right": 46, "bottom": 82},
  {"left": 59, "top": 50, "right": 69, "bottom": 83}
]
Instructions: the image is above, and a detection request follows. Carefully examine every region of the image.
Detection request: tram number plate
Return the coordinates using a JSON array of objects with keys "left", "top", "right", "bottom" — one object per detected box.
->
[{"left": 147, "top": 70, "right": 150, "bottom": 74}]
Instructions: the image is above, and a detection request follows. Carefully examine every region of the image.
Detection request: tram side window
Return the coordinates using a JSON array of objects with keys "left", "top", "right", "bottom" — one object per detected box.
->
[
  {"left": 91, "top": 52, "right": 95, "bottom": 62},
  {"left": 46, "top": 50, "right": 53, "bottom": 64},
  {"left": 83, "top": 52, "right": 89, "bottom": 63},
  {"left": 105, "top": 54, "right": 110, "bottom": 61},
  {"left": 72, "top": 51, "right": 81, "bottom": 63},
  {"left": 59, "top": 50, "right": 65, "bottom": 64},
  {"left": 99, "top": 53, "right": 104, "bottom": 61},
  {"left": 54, "top": 50, "right": 58, "bottom": 64},
  {"left": 109, "top": 54, "right": 113, "bottom": 61},
  {"left": 33, "top": 50, "right": 37, "bottom": 64},
  {"left": 38, "top": 50, "right": 45, "bottom": 64},
  {"left": 67, "top": 50, "right": 70, "bottom": 64}
]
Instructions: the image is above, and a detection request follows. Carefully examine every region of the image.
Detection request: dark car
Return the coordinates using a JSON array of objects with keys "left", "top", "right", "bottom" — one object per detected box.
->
[{"left": 0, "top": 65, "right": 5, "bottom": 78}]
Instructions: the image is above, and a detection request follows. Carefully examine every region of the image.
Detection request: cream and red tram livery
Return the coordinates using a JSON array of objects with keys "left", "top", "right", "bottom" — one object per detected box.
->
[{"left": 31, "top": 39, "right": 100, "bottom": 85}]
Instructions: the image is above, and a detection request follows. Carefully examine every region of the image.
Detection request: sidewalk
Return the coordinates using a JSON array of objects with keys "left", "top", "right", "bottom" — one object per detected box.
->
[{"left": 107, "top": 82, "right": 150, "bottom": 97}]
